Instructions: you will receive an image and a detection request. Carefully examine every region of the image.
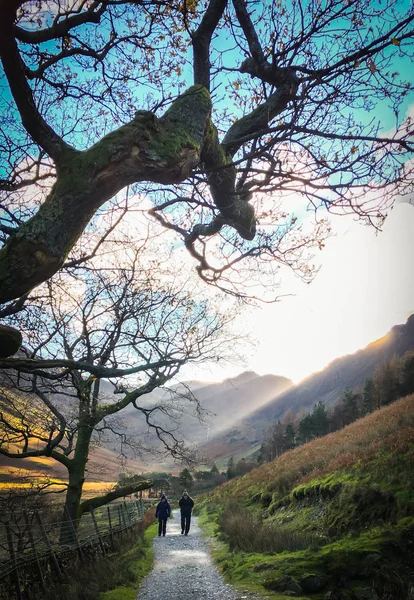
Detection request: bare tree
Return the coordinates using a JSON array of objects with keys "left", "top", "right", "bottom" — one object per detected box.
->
[
  {"left": 0, "top": 0, "right": 411, "bottom": 327},
  {"left": 0, "top": 249, "right": 234, "bottom": 533}
]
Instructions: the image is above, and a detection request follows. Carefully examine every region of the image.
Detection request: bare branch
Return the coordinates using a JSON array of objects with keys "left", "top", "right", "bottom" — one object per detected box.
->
[
  {"left": 192, "top": 0, "right": 227, "bottom": 89},
  {"left": 0, "top": 6, "right": 72, "bottom": 161}
]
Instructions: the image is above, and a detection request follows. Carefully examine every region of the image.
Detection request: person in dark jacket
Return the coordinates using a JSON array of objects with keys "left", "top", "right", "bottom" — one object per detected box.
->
[
  {"left": 155, "top": 493, "right": 171, "bottom": 536},
  {"left": 179, "top": 490, "right": 194, "bottom": 535}
]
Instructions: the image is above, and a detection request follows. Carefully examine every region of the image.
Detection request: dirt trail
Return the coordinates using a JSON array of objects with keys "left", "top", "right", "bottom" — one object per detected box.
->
[{"left": 137, "top": 510, "right": 257, "bottom": 600}]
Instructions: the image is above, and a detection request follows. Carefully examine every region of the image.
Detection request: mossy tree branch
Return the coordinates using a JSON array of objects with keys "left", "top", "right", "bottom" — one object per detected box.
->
[
  {"left": 0, "top": 85, "right": 211, "bottom": 304},
  {"left": 79, "top": 480, "right": 152, "bottom": 517}
]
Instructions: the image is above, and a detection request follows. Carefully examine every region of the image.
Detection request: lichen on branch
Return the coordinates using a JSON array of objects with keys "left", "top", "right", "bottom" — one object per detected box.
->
[{"left": 0, "top": 86, "right": 212, "bottom": 304}]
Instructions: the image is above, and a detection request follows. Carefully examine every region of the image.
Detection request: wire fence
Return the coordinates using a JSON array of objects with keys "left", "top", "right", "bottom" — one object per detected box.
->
[{"left": 0, "top": 499, "right": 145, "bottom": 599}]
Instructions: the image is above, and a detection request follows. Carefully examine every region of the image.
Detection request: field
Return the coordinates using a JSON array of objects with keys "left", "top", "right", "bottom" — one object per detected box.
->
[{"left": 0, "top": 444, "right": 167, "bottom": 500}]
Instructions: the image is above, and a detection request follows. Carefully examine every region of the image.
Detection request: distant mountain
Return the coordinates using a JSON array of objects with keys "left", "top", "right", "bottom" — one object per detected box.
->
[
  {"left": 175, "top": 371, "right": 293, "bottom": 439},
  {"left": 0, "top": 366, "right": 292, "bottom": 481},
  {"left": 202, "top": 314, "right": 414, "bottom": 462},
  {"left": 108, "top": 370, "right": 293, "bottom": 448}
]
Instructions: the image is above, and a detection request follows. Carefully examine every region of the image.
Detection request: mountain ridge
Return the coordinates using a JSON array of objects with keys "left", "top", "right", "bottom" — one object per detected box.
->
[{"left": 201, "top": 314, "right": 414, "bottom": 461}]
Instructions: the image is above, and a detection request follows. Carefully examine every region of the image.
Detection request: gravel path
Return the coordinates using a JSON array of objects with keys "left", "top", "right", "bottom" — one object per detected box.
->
[{"left": 137, "top": 510, "right": 255, "bottom": 600}]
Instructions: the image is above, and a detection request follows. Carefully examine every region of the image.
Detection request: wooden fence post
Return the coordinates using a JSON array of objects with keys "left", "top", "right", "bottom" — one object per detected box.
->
[
  {"left": 137, "top": 499, "right": 144, "bottom": 520},
  {"left": 107, "top": 505, "right": 114, "bottom": 548},
  {"left": 90, "top": 509, "right": 105, "bottom": 556},
  {"left": 64, "top": 505, "right": 83, "bottom": 560},
  {"left": 5, "top": 522, "right": 22, "bottom": 600},
  {"left": 34, "top": 511, "right": 63, "bottom": 582},
  {"left": 117, "top": 504, "right": 124, "bottom": 533},
  {"left": 23, "top": 511, "right": 46, "bottom": 593},
  {"left": 123, "top": 501, "right": 133, "bottom": 531},
  {"left": 132, "top": 500, "right": 138, "bottom": 523}
]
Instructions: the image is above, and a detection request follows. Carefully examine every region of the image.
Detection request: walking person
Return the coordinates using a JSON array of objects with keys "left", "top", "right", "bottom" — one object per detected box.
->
[
  {"left": 179, "top": 490, "right": 194, "bottom": 535},
  {"left": 155, "top": 493, "right": 171, "bottom": 536}
]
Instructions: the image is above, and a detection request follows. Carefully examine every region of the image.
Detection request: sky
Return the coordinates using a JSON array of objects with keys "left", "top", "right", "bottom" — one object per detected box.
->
[
  {"left": 2, "top": 1, "right": 413, "bottom": 388},
  {"left": 180, "top": 198, "right": 414, "bottom": 384}
]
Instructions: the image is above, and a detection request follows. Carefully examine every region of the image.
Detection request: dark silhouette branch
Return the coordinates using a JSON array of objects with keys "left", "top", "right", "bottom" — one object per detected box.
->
[
  {"left": 14, "top": 1, "right": 107, "bottom": 44},
  {"left": 79, "top": 479, "right": 152, "bottom": 516},
  {"left": 192, "top": 0, "right": 227, "bottom": 89},
  {"left": 0, "top": 5, "right": 72, "bottom": 162}
]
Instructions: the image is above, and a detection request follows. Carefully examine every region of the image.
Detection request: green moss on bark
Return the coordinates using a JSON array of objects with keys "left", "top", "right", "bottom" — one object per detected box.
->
[{"left": 150, "top": 85, "right": 211, "bottom": 163}]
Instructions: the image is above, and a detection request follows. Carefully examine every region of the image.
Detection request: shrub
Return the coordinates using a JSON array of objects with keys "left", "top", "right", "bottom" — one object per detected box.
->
[
  {"left": 218, "top": 504, "right": 318, "bottom": 553},
  {"left": 260, "top": 492, "right": 273, "bottom": 507}
]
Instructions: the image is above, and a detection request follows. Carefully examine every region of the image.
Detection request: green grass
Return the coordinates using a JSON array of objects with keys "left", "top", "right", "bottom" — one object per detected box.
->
[
  {"left": 99, "top": 523, "right": 157, "bottom": 600},
  {"left": 196, "top": 505, "right": 221, "bottom": 537},
  {"left": 199, "top": 510, "right": 413, "bottom": 598},
  {"left": 98, "top": 588, "right": 136, "bottom": 600},
  {"left": 199, "top": 521, "right": 313, "bottom": 599},
  {"left": 195, "top": 397, "right": 414, "bottom": 600}
]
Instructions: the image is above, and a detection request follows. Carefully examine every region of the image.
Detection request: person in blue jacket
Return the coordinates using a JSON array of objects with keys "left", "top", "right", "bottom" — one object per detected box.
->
[
  {"left": 155, "top": 493, "right": 171, "bottom": 536},
  {"left": 179, "top": 490, "right": 194, "bottom": 535}
]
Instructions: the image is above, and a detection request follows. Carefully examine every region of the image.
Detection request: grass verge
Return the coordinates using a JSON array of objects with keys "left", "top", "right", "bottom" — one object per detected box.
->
[
  {"left": 99, "top": 522, "right": 158, "bottom": 600},
  {"left": 40, "top": 519, "right": 157, "bottom": 600}
]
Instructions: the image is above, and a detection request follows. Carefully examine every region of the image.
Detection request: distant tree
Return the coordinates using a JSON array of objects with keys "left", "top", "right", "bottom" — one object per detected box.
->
[
  {"left": 168, "top": 476, "right": 182, "bottom": 496},
  {"left": 298, "top": 413, "right": 314, "bottom": 444},
  {"left": 328, "top": 402, "right": 342, "bottom": 431},
  {"left": 401, "top": 351, "right": 414, "bottom": 397},
  {"left": 194, "top": 470, "right": 212, "bottom": 481},
  {"left": 272, "top": 421, "right": 287, "bottom": 458},
  {"left": 179, "top": 468, "right": 194, "bottom": 492},
  {"left": 341, "top": 388, "right": 360, "bottom": 425},
  {"left": 361, "top": 377, "right": 375, "bottom": 415},
  {"left": 227, "top": 457, "right": 235, "bottom": 480},
  {"left": 235, "top": 458, "right": 246, "bottom": 476},
  {"left": 257, "top": 444, "right": 266, "bottom": 465},
  {"left": 283, "top": 423, "right": 296, "bottom": 451},
  {"left": 117, "top": 472, "right": 130, "bottom": 486},
  {"left": 234, "top": 457, "right": 256, "bottom": 477},
  {"left": 311, "top": 402, "right": 329, "bottom": 437},
  {"left": 152, "top": 478, "right": 170, "bottom": 496},
  {"left": 210, "top": 464, "right": 219, "bottom": 477},
  {"left": 374, "top": 357, "right": 401, "bottom": 407}
]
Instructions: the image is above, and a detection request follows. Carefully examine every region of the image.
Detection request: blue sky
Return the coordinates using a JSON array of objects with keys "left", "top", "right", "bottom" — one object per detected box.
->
[{"left": 1, "top": 1, "right": 413, "bottom": 385}]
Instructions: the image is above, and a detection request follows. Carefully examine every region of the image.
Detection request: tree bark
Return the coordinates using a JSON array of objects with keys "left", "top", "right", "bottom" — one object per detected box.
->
[
  {"left": 0, "top": 324, "right": 22, "bottom": 357},
  {"left": 79, "top": 480, "right": 152, "bottom": 516},
  {"left": 0, "top": 85, "right": 212, "bottom": 303},
  {"left": 60, "top": 415, "right": 93, "bottom": 543}
]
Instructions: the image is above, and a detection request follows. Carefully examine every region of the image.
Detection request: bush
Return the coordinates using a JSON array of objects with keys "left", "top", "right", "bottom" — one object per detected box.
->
[
  {"left": 261, "top": 492, "right": 273, "bottom": 507},
  {"left": 218, "top": 504, "right": 318, "bottom": 553}
]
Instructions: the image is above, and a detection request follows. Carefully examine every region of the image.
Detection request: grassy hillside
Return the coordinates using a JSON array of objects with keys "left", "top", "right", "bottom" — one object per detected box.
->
[
  {"left": 197, "top": 395, "right": 414, "bottom": 600},
  {"left": 202, "top": 315, "right": 414, "bottom": 461}
]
